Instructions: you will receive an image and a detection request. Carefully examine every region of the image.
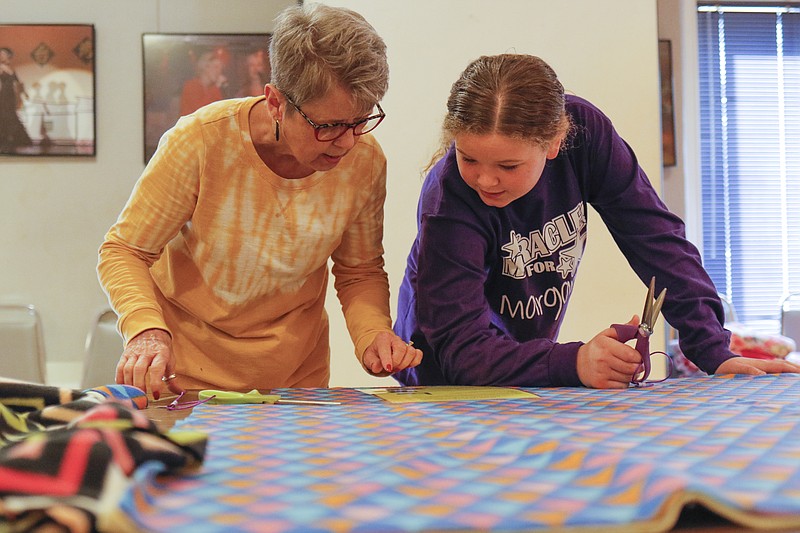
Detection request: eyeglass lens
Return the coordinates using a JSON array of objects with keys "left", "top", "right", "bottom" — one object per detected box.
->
[{"left": 315, "top": 115, "right": 383, "bottom": 142}]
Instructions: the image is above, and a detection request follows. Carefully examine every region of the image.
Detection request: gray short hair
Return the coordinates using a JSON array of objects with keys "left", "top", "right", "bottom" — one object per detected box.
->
[{"left": 269, "top": 3, "right": 388, "bottom": 112}]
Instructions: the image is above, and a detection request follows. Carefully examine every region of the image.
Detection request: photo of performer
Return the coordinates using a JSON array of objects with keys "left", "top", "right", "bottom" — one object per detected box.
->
[
  {"left": 179, "top": 48, "right": 229, "bottom": 116},
  {"left": 236, "top": 50, "right": 269, "bottom": 97},
  {"left": 0, "top": 46, "right": 32, "bottom": 153},
  {"left": 143, "top": 33, "right": 270, "bottom": 163}
]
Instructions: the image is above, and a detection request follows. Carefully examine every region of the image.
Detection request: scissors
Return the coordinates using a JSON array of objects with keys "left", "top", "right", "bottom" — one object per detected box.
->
[
  {"left": 611, "top": 276, "right": 667, "bottom": 386},
  {"left": 198, "top": 389, "right": 340, "bottom": 405}
]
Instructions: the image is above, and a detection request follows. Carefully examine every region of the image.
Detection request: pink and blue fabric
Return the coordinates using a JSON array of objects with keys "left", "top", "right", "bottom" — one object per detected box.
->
[{"left": 123, "top": 374, "right": 800, "bottom": 532}]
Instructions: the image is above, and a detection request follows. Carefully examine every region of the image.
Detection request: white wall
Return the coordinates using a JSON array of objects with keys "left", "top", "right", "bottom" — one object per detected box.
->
[
  {"left": 323, "top": 0, "right": 665, "bottom": 386},
  {"left": 658, "top": 0, "right": 703, "bottom": 242},
  {"left": 2, "top": 0, "right": 663, "bottom": 389}
]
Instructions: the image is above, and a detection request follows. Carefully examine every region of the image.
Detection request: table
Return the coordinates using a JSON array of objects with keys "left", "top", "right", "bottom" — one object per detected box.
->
[{"left": 128, "top": 375, "right": 800, "bottom": 532}]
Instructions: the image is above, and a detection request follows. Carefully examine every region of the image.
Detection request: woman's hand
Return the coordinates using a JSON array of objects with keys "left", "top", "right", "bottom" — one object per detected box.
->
[
  {"left": 716, "top": 356, "right": 800, "bottom": 376},
  {"left": 362, "top": 331, "right": 423, "bottom": 376},
  {"left": 577, "top": 316, "right": 644, "bottom": 389},
  {"left": 115, "top": 328, "right": 182, "bottom": 399}
]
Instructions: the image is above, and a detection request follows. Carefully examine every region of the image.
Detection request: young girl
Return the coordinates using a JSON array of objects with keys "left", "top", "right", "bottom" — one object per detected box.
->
[{"left": 393, "top": 54, "right": 799, "bottom": 389}]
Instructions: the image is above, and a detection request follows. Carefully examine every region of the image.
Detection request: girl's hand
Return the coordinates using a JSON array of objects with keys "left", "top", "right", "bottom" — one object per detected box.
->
[
  {"left": 716, "top": 356, "right": 800, "bottom": 376},
  {"left": 577, "top": 315, "right": 643, "bottom": 389}
]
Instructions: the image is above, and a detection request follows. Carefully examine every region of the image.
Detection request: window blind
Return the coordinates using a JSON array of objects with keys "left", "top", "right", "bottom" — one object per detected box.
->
[{"left": 697, "top": 5, "right": 800, "bottom": 332}]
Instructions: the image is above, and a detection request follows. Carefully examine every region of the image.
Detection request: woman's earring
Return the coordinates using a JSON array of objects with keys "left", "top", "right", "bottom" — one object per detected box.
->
[{"left": 275, "top": 120, "right": 280, "bottom": 141}]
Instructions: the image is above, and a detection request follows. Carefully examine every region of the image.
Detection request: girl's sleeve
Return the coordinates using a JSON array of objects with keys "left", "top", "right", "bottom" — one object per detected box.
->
[{"left": 578, "top": 103, "right": 736, "bottom": 374}]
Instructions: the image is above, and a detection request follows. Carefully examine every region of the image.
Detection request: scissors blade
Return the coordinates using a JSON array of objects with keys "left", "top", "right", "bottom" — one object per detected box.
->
[
  {"left": 199, "top": 389, "right": 277, "bottom": 404},
  {"left": 648, "top": 287, "right": 667, "bottom": 331},
  {"left": 641, "top": 276, "right": 656, "bottom": 328},
  {"left": 275, "top": 399, "right": 341, "bottom": 405},
  {"left": 199, "top": 389, "right": 340, "bottom": 405}
]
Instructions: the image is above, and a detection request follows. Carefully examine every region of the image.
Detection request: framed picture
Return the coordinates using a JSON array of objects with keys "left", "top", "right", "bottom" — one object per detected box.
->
[
  {"left": 0, "top": 24, "right": 95, "bottom": 157},
  {"left": 142, "top": 33, "right": 271, "bottom": 163},
  {"left": 658, "top": 39, "right": 677, "bottom": 167}
]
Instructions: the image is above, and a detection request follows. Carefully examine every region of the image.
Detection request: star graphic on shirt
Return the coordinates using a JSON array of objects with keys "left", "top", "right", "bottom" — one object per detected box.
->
[
  {"left": 501, "top": 231, "right": 526, "bottom": 261},
  {"left": 556, "top": 231, "right": 586, "bottom": 279},
  {"left": 557, "top": 253, "right": 576, "bottom": 278}
]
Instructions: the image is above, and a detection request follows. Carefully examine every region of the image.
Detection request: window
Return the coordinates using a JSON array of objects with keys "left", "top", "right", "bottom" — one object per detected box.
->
[{"left": 697, "top": 4, "right": 800, "bottom": 331}]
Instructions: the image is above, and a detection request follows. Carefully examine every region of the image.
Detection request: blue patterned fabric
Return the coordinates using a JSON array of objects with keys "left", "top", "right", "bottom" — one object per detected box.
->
[{"left": 123, "top": 375, "right": 800, "bottom": 532}]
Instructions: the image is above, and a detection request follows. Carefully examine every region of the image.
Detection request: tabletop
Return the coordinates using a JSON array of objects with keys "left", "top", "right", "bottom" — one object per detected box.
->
[{"left": 130, "top": 375, "right": 800, "bottom": 533}]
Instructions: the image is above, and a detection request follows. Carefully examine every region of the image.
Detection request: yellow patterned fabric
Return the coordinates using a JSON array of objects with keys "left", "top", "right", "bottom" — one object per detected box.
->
[{"left": 98, "top": 97, "right": 392, "bottom": 390}]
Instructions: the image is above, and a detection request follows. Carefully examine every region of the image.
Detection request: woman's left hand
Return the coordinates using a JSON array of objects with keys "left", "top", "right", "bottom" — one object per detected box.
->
[
  {"left": 716, "top": 356, "right": 800, "bottom": 376},
  {"left": 362, "top": 331, "right": 423, "bottom": 376}
]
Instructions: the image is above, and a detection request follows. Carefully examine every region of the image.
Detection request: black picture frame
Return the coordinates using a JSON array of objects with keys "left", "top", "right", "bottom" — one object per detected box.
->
[
  {"left": 659, "top": 39, "right": 677, "bottom": 167},
  {"left": 0, "top": 23, "right": 96, "bottom": 157},
  {"left": 142, "top": 33, "right": 272, "bottom": 164}
]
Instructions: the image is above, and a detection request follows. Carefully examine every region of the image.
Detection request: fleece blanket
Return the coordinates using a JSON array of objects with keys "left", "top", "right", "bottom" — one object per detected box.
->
[
  {"left": 122, "top": 374, "right": 800, "bottom": 532},
  {"left": 0, "top": 378, "right": 207, "bottom": 532}
]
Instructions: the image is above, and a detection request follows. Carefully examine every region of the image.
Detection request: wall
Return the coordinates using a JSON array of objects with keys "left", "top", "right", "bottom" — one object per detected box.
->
[
  {"left": 657, "top": 0, "right": 703, "bottom": 242},
  {"left": 2, "top": 0, "right": 663, "bottom": 389}
]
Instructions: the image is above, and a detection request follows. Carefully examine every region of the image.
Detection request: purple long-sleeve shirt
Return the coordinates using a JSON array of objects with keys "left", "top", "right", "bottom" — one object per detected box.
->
[{"left": 393, "top": 95, "right": 736, "bottom": 387}]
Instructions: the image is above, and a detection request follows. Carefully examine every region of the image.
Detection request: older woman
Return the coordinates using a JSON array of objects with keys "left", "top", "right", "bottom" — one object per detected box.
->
[{"left": 99, "top": 3, "right": 421, "bottom": 399}]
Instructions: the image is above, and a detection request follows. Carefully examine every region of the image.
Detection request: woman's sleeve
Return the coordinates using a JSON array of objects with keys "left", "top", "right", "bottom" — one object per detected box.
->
[
  {"left": 97, "top": 118, "right": 202, "bottom": 344},
  {"left": 330, "top": 141, "right": 393, "bottom": 365}
]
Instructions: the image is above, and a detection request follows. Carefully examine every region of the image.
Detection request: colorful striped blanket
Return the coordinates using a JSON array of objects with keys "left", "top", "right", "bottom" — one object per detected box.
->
[{"left": 0, "top": 378, "right": 207, "bottom": 532}]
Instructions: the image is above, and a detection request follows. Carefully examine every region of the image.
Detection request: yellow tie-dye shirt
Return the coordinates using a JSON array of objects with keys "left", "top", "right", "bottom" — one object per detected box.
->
[{"left": 98, "top": 97, "right": 392, "bottom": 389}]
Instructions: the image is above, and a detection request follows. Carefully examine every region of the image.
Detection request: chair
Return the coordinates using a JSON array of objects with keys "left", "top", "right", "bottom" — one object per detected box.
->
[
  {"left": 0, "top": 304, "right": 47, "bottom": 383},
  {"left": 81, "top": 308, "right": 124, "bottom": 388},
  {"left": 718, "top": 293, "right": 739, "bottom": 324},
  {"left": 780, "top": 293, "right": 800, "bottom": 346}
]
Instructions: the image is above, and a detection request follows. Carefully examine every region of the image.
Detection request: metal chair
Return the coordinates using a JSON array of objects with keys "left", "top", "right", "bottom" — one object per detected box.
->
[
  {"left": 81, "top": 308, "right": 123, "bottom": 388},
  {"left": 0, "top": 304, "right": 47, "bottom": 383},
  {"left": 718, "top": 293, "right": 739, "bottom": 324},
  {"left": 780, "top": 293, "right": 800, "bottom": 345}
]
